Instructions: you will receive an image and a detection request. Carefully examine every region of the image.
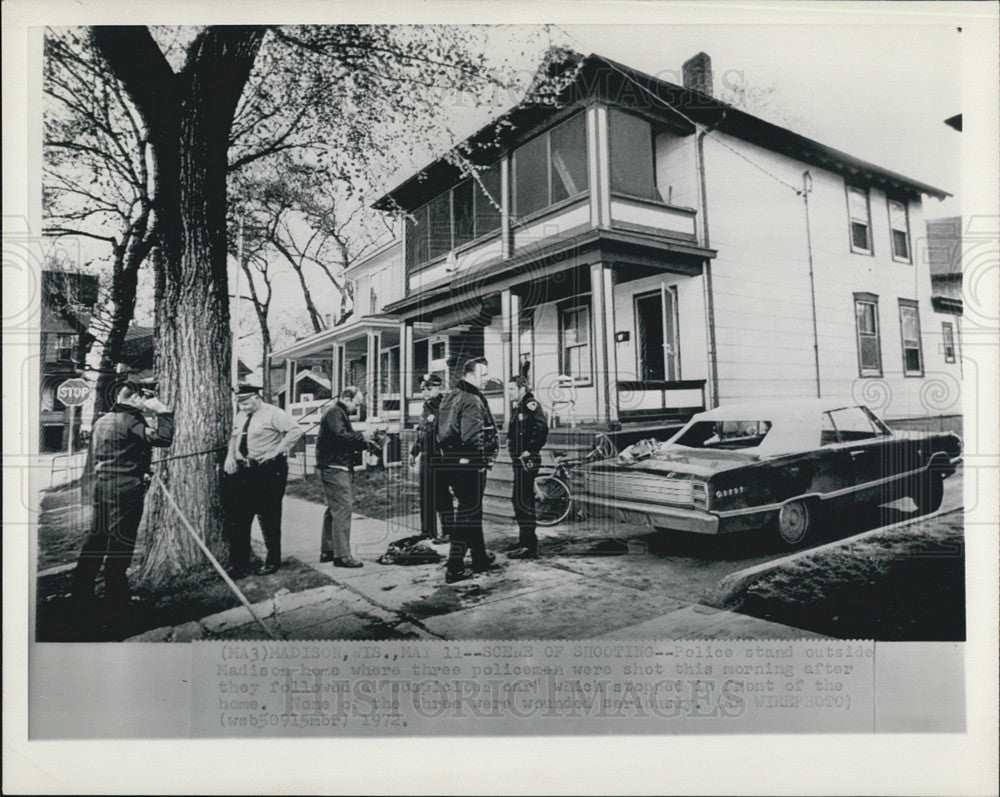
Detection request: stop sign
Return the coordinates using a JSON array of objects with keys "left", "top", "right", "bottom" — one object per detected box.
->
[{"left": 56, "top": 378, "right": 91, "bottom": 406}]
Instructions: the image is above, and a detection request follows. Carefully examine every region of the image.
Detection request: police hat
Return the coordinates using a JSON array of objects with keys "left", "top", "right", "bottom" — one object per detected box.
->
[
  {"left": 421, "top": 373, "right": 443, "bottom": 388},
  {"left": 233, "top": 382, "right": 263, "bottom": 397}
]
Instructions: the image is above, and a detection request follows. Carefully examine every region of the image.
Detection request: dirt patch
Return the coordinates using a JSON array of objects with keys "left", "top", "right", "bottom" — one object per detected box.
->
[
  {"left": 716, "top": 512, "right": 965, "bottom": 641},
  {"left": 37, "top": 557, "right": 336, "bottom": 642},
  {"left": 286, "top": 466, "right": 421, "bottom": 519}
]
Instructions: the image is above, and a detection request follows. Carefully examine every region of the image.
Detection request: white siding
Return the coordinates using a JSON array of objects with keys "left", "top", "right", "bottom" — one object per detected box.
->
[{"left": 703, "top": 131, "right": 961, "bottom": 419}]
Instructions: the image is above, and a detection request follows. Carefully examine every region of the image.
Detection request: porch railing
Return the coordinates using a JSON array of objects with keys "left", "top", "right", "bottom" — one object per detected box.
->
[{"left": 616, "top": 379, "right": 706, "bottom": 425}]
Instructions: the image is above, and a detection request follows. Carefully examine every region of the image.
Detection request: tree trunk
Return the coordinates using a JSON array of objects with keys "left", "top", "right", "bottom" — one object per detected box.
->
[{"left": 90, "top": 26, "right": 266, "bottom": 588}]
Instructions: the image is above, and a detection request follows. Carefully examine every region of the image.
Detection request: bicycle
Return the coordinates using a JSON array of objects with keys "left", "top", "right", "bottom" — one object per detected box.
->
[{"left": 533, "top": 432, "right": 617, "bottom": 526}]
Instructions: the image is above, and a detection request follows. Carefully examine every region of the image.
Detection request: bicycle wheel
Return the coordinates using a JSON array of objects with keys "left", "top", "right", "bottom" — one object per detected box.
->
[{"left": 534, "top": 475, "right": 571, "bottom": 526}]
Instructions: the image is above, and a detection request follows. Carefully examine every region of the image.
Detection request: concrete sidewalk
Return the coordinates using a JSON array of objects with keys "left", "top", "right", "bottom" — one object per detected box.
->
[{"left": 129, "top": 496, "right": 822, "bottom": 642}]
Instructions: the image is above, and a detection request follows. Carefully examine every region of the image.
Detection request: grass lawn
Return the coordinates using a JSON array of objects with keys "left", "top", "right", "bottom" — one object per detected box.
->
[
  {"left": 286, "top": 465, "right": 421, "bottom": 518},
  {"left": 719, "top": 511, "right": 965, "bottom": 640}
]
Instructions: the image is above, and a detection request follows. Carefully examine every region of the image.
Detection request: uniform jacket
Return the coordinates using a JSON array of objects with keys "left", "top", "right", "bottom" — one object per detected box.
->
[
  {"left": 507, "top": 391, "right": 548, "bottom": 457},
  {"left": 91, "top": 403, "right": 174, "bottom": 480},
  {"left": 410, "top": 393, "right": 443, "bottom": 458},
  {"left": 316, "top": 401, "right": 367, "bottom": 469},
  {"left": 436, "top": 379, "right": 499, "bottom": 465}
]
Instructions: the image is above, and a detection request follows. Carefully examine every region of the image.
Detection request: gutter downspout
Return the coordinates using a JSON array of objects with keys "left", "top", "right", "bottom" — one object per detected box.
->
[
  {"left": 802, "top": 171, "right": 822, "bottom": 398},
  {"left": 697, "top": 111, "right": 725, "bottom": 408}
]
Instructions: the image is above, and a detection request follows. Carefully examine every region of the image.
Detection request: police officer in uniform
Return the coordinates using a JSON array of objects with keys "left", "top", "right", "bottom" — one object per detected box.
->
[
  {"left": 436, "top": 357, "right": 500, "bottom": 583},
  {"left": 506, "top": 374, "right": 548, "bottom": 559},
  {"left": 224, "top": 383, "right": 303, "bottom": 576},
  {"left": 408, "top": 374, "right": 452, "bottom": 541},
  {"left": 71, "top": 378, "right": 174, "bottom": 625}
]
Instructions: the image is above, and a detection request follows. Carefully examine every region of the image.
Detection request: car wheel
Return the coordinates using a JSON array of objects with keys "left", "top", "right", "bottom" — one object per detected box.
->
[
  {"left": 775, "top": 499, "right": 811, "bottom": 547},
  {"left": 913, "top": 467, "right": 945, "bottom": 515}
]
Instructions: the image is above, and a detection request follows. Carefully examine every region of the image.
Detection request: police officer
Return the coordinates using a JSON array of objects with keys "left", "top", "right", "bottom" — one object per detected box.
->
[
  {"left": 506, "top": 374, "right": 548, "bottom": 559},
  {"left": 436, "top": 357, "right": 500, "bottom": 583},
  {"left": 408, "top": 374, "right": 452, "bottom": 541},
  {"left": 224, "top": 383, "right": 303, "bottom": 576},
  {"left": 71, "top": 378, "right": 174, "bottom": 625}
]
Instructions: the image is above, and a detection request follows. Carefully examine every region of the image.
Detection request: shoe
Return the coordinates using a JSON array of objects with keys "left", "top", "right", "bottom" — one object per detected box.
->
[
  {"left": 471, "top": 551, "right": 499, "bottom": 573},
  {"left": 445, "top": 568, "right": 472, "bottom": 584},
  {"left": 227, "top": 565, "right": 251, "bottom": 578},
  {"left": 256, "top": 562, "right": 280, "bottom": 576},
  {"left": 333, "top": 557, "right": 363, "bottom": 568},
  {"left": 319, "top": 552, "right": 335, "bottom": 563},
  {"left": 507, "top": 547, "right": 538, "bottom": 560},
  {"left": 432, "top": 535, "right": 451, "bottom": 544},
  {"left": 504, "top": 541, "right": 524, "bottom": 552}
]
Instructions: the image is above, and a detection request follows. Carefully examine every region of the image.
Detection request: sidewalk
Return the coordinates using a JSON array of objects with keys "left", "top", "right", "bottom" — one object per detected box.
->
[{"left": 128, "top": 496, "right": 823, "bottom": 641}]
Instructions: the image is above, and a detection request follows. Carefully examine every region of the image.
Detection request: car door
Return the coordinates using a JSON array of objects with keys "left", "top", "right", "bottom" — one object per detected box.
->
[{"left": 825, "top": 406, "right": 892, "bottom": 504}]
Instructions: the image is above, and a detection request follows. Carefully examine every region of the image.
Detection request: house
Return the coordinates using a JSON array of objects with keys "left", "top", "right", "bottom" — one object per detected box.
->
[
  {"left": 925, "top": 216, "right": 963, "bottom": 377},
  {"left": 39, "top": 270, "right": 98, "bottom": 452},
  {"left": 274, "top": 49, "right": 960, "bottom": 481}
]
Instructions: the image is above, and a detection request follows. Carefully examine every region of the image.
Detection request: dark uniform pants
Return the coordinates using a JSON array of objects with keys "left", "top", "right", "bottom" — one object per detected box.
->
[
  {"left": 225, "top": 457, "right": 288, "bottom": 568},
  {"left": 71, "top": 475, "right": 147, "bottom": 607},
  {"left": 421, "top": 456, "right": 454, "bottom": 539},
  {"left": 512, "top": 460, "right": 538, "bottom": 551},
  {"left": 444, "top": 462, "right": 488, "bottom": 570}
]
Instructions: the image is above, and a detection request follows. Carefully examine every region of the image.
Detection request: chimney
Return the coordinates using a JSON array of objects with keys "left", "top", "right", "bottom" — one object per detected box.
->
[{"left": 682, "top": 52, "right": 713, "bottom": 97}]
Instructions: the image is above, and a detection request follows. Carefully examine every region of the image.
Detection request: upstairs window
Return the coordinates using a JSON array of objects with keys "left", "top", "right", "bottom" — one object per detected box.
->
[
  {"left": 941, "top": 321, "right": 956, "bottom": 363},
  {"left": 404, "top": 163, "right": 502, "bottom": 268},
  {"left": 609, "top": 109, "right": 658, "bottom": 201},
  {"left": 55, "top": 333, "right": 75, "bottom": 362},
  {"left": 888, "top": 199, "right": 911, "bottom": 262},
  {"left": 898, "top": 300, "right": 924, "bottom": 376},
  {"left": 847, "top": 185, "right": 872, "bottom": 254},
  {"left": 854, "top": 293, "right": 882, "bottom": 377},
  {"left": 514, "top": 113, "right": 588, "bottom": 218}
]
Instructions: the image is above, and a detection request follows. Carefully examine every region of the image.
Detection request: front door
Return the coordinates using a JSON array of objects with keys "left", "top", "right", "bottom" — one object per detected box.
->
[{"left": 635, "top": 286, "right": 678, "bottom": 381}]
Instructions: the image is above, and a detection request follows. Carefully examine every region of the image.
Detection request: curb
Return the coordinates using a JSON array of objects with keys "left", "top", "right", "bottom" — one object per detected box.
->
[{"left": 714, "top": 506, "right": 962, "bottom": 605}]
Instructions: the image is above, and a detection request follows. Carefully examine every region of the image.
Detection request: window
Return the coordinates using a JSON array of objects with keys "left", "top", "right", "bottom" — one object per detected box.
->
[
  {"left": 674, "top": 420, "right": 773, "bottom": 450},
  {"left": 514, "top": 113, "right": 589, "bottom": 218},
  {"left": 888, "top": 199, "right": 911, "bottom": 262},
  {"left": 55, "top": 333, "right": 75, "bottom": 362},
  {"left": 518, "top": 307, "right": 534, "bottom": 368},
  {"left": 559, "top": 302, "right": 592, "bottom": 384},
  {"left": 404, "top": 163, "right": 502, "bottom": 268},
  {"left": 609, "top": 109, "right": 658, "bottom": 201},
  {"left": 380, "top": 346, "right": 400, "bottom": 394},
  {"left": 825, "top": 406, "right": 887, "bottom": 442},
  {"left": 854, "top": 294, "right": 882, "bottom": 377},
  {"left": 941, "top": 322, "right": 956, "bottom": 363},
  {"left": 412, "top": 339, "right": 429, "bottom": 391},
  {"left": 847, "top": 185, "right": 872, "bottom": 254},
  {"left": 898, "top": 300, "right": 924, "bottom": 376}
]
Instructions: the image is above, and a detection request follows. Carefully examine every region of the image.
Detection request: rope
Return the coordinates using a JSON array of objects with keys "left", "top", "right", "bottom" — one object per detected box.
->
[{"left": 151, "top": 472, "right": 280, "bottom": 640}]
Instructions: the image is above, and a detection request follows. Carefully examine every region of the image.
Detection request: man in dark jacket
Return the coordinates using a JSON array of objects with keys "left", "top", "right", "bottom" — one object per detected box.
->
[
  {"left": 436, "top": 357, "right": 500, "bottom": 583},
  {"left": 317, "top": 386, "right": 369, "bottom": 567},
  {"left": 409, "top": 374, "right": 452, "bottom": 541},
  {"left": 71, "top": 378, "right": 174, "bottom": 621},
  {"left": 506, "top": 374, "right": 548, "bottom": 558}
]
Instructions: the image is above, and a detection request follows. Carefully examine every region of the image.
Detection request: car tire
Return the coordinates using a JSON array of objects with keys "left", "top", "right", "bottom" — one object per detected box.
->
[
  {"left": 775, "top": 499, "right": 812, "bottom": 547},
  {"left": 913, "top": 466, "right": 945, "bottom": 515}
]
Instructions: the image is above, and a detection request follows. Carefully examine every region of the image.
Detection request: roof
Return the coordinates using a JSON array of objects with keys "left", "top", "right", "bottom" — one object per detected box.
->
[
  {"left": 270, "top": 314, "right": 401, "bottom": 360},
  {"left": 374, "top": 51, "right": 949, "bottom": 212}
]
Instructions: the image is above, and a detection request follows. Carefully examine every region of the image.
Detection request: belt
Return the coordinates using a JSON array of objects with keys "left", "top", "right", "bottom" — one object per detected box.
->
[{"left": 236, "top": 455, "right": 286, "bottom": 470}]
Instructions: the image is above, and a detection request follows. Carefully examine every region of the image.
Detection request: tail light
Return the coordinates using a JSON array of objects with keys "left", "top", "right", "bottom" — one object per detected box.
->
[{"left": 692, "top": 481, "right": 709, "bottom": 509}]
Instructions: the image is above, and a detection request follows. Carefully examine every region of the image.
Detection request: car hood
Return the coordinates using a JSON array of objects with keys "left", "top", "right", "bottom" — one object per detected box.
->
[{"left": 595, "top": 447, "right": 762, "bottom": 479}]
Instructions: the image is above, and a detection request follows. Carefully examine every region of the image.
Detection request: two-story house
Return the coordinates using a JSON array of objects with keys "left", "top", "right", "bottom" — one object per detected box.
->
[
  {"left": 275, "top": 50, "right": 960, "bottom": 483},
  {"left": 40, "top": 269, "right": 98, "bottom": 452}
]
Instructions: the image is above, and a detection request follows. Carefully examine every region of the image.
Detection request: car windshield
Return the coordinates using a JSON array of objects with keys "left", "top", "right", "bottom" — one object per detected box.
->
[{"left": 673, "top": 420, "right": 773, "bottom": 450}]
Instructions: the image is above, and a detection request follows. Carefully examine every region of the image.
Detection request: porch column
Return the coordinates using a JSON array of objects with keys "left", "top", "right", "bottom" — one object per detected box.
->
[
  {"left": 500, "top": 156, "right": 511, "bottom": 259},
  {"left": 399, "top": 321, "right": 413, "bottom": 427},
  {"left": 499, "top": 290, "right": 515, "bottom": 434},
  {"left": 589, "top": 262, "right": 619, "bottom": 427},
  {"left": 365, "top": 331, "right": 376, "bottom": 419}
]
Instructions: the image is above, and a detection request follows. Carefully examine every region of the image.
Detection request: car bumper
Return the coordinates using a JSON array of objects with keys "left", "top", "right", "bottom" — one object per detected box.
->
[{"left": 573, "top": 493, "right": 722, "bottom": 535}]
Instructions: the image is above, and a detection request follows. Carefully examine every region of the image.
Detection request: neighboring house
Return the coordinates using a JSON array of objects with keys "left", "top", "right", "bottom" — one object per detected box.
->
[
  {"left": 39, "top": 270, "right": 98, "bottom": 452},
  {"left": 270, "top": 238, "right": 405, "bottom": 439},
  {"left": 925, "top": 216, "right": 963, "bottom": 375},
  {"left": 274, "top": 49, "right": 961, "bottom": 477}
]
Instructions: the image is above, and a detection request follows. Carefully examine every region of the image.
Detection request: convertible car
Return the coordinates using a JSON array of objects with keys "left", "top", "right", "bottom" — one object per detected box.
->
[{"left": 577, "top": 399, "right": 962, "bottom": 547}]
